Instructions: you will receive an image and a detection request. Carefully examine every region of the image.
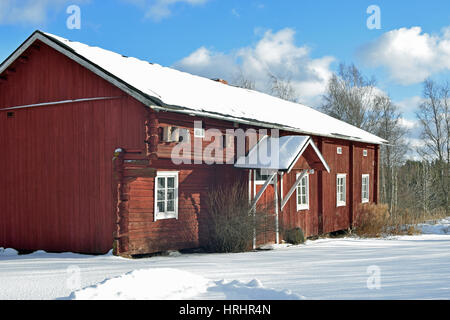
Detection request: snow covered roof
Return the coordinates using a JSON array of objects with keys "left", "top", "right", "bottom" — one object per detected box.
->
[
  {"left": 0, "top": 31, "right": 387, "bottom": 145},
  {"left": 235, "top": 135, "right": 330, "bottom": 172}
]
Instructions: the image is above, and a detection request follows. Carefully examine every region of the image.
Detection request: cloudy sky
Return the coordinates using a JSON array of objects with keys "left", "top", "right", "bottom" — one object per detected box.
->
[{"left": 0, "top": 0, "right": 449, "bottom": 137}]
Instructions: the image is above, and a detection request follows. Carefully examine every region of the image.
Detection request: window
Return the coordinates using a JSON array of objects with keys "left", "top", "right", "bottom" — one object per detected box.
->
[
  {"left": 296, "top": 173, "right": 309, "bottom": 211},
  {"left": 336, "top": 174, "right": 347, "bottom": 207},
  {"left": 337, "top": 147, "right": 343, "bottom": 155},
  {"left": 363, "top": 150, "right": 368, "bottom": 157},
  {"left": 362, "top": 174, "right": 370, "bottom": 203},
  {"left": 194, "top": 121, "right": 205, "bottom": 138},
  {"left": 255, "top": 169, "right": 274, "bottom": 185},
  {"left": 154, "top": 171, "right": 179, "bottom": 221},
  {"left": 194, "top": 127, "right": 205, "bottom": 138}
]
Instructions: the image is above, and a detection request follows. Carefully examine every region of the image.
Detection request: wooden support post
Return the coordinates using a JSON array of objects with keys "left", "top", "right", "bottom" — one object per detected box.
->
[
  {"left": 274, "top": 174, "right": 279, "bottom": 244},
  {"left": 349, "top": 142, "right": 354, "bottom": 228},
  {"left": 317, "top": 137, "right": 324, "bottom": 235},
  {"left": 374, "top": 145, "right": 380, "bottom": 204},
  {"left": 146, "top": 110, "right": 159, "bottom": 161},
  {"left": 249, "top": 170, "right": 257, "bottom": 250}
]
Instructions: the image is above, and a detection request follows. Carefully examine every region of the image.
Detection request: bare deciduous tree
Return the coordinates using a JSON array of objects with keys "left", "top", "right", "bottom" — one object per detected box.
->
[
  {"left": 416, "top": 79, "right": 449, "bottom": 212},
  {"left": 268, "top": 72, "right": 299, "bottom": 103},
  {"left": 233, "top": 68, "right": 256, "bottom": 90},
  {"left": 374, "top": 95, "right": 409, "bottom": 214},
  {"left": 321, "top": 63, "right": 381, "bottom": 132}
]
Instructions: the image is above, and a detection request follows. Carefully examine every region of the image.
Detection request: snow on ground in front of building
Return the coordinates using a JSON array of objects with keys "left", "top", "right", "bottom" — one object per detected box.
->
[
  {"left": 1, "top": 218, "right": 449, "bottom": 300},
  {"left": 65, "top": 269, "right": 302, "bottom": 300},
  {"left": 66, "top": 268, "right": 209, "bottom": 300}
]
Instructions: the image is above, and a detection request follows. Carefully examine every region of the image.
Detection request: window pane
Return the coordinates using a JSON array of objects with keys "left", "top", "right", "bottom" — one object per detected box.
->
[
  {"left": 167, "top": 200, "right": 175, "bottom": 212},
  {"left": 157, "top": 177, "right": 165, "bottom": 189},
  {"left": 157, "top": 201, "right": 165, "bottom": 213},
  {"left": 167, "top": 177, "right": 175, "bottom": 188},
  {"left": 157, "top": 190, "right": 165, "bottom": 201},
  {"left": 167, "top": 189, "right": 175, "bottom": 200}
]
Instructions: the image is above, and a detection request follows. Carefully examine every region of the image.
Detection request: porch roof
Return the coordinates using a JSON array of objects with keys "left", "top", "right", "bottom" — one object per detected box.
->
[{"left": 234, "top": 135, "right": 330, "bottom": 173}]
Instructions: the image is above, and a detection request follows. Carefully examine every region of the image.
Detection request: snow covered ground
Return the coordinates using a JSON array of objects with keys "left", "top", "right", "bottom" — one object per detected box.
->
[{"left": 1, "top": 218, "right": 449, "bottom": 300}]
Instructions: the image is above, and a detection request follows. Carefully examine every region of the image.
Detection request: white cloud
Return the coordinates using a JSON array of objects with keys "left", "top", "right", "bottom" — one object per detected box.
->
[
  {"left": 125, "top": 0, "right": 209, "bottom": 22},
  {"left": 395, "top": 95, "right": 423, "bottom": 113},
  {"left": 398, "top": 117, "right": 418, "bottom": 130},
  {"left": 174, "top": 46, "right": 239, "bottom": 81},
  {"left": 174, "top": 28, "right": 335, "bottom": 107},
  {"left": 359, "top": 26, "right": 450, "bottom": 85},
  {"left": 0, "top": 0, "right": 84, "bottom": 25}
]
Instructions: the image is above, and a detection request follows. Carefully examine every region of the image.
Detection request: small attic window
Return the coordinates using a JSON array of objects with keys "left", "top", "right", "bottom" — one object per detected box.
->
[
  {"left": 337, "top": 147, "right": 343, "bottom": 155},
  {"left": 7, "top": 112, "right": 15, "bottom": 119},
  {"left": 194, "top": 121, "right": 205, "bottom": 138},
  {"left": 363, "top": 150, "right": 368, "bottom": 157}
]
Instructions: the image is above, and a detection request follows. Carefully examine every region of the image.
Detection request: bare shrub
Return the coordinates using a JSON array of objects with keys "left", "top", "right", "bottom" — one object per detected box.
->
[
  {"left": 204, "top": 181, "right": 273, "bottom": 253},
  {"left": 354, "top": 204, "right": 438, "bottom": 237},
  {"left": 354, "top": 203, "right": 390, "bottom": 237}
]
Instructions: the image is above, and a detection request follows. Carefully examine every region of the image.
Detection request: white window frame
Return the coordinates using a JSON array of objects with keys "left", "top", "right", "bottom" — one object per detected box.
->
[
  {"left": 254, "top": 169, "right": 275, "bottom": 185},
  {"left": 296, "top": 172, "right": 310, "bottom": 211},
  {"left": 336, "top": 174, "right": 347, "bottom": 207},
  {"left": 154, "top": 171, "right": 179, "bottom": 221},
  {"left": 362, "top": 174, "right": 370, "bottom": 203}
]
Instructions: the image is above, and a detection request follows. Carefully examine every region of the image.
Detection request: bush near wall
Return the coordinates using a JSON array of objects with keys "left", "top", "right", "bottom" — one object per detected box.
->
[
  {"left": 354, "top": 203, "right": 422, "bottom": 237},
  {"left": 283, "top": 227, "right": 305, "bottom": 245},
  {"left": 354, "top": 203, "right": 390, "bottom": 237},
  {"left": 204, "top": 181, "right": 274, "bottom": 253}
]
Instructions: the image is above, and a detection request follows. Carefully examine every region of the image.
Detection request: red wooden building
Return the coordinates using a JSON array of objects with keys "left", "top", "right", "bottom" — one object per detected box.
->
[{"left": 0, "top": 31, "right": 386, "bottom": 256}]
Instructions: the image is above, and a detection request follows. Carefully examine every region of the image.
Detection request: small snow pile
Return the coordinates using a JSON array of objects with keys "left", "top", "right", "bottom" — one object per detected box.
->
[
  {"left": 209, "top": 279, "right": 304, "bottom": 300},
  {"left": 68, "top": 268, "right": 209, "bottom": 300},
  {"left": 417, "top": 217, "right": 450, "bottom": 235},
  {"left": 0, "top": 248, "right": 18, "bottom": 257}
]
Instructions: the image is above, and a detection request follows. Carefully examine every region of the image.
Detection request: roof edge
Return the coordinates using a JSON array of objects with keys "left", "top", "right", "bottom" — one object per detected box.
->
[{"left": 0, "top": 31, "right": 388, "bottom": 145}]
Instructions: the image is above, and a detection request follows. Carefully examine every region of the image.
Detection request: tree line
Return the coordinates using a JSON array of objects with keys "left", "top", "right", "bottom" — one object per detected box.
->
[{"left": 234, "top": 64, "right": 449, "bottom": 218}]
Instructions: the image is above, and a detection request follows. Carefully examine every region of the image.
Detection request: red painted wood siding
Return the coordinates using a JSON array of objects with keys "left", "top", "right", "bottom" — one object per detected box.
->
[
  {"left": 0, "top": 41, "right": 148, "bottom": 253},
  {"left": 146, "top": 111, "right": 379, "bottom": 249},
  {"left": 0, "top": 39, "right": 380, "bottom": 254}
]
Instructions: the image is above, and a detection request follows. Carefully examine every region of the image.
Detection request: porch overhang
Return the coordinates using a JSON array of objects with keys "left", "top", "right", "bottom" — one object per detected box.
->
[{"left": 234, "top": 135, "right": 330, "bottom": 173}]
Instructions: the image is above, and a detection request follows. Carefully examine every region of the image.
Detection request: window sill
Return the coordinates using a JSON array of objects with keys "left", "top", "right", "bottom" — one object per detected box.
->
[
  {"left": 155, "top": 214, "right": 178, "bottom": 221},
  {"left": 255, "top": 181, "right": 275, "bottom": 185}
]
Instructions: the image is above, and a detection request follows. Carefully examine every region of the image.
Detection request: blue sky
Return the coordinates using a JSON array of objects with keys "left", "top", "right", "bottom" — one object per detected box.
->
[{"left": 1, "top": 0, "right": 449, "bottom": 132}]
